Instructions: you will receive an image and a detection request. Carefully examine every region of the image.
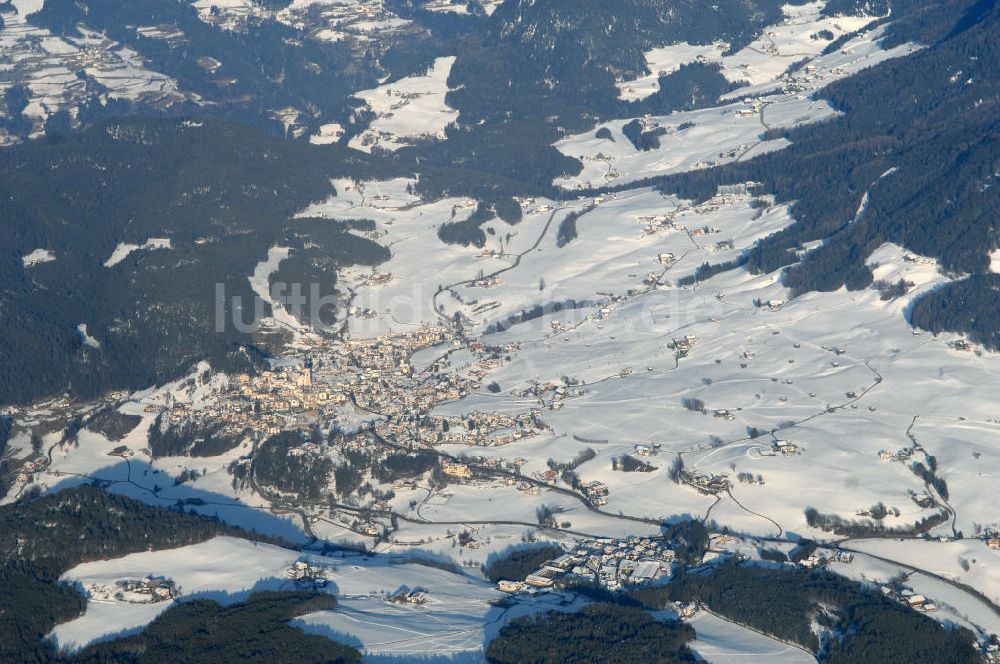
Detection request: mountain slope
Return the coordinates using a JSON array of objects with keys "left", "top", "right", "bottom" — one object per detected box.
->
[{"left": 0, "top": 118, "right": 399, "bottom": 405}]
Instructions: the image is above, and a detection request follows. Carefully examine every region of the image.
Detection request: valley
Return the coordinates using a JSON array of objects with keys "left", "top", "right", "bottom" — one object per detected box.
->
[{"left": 1, "top": 0, "right": 999, "bottom": 662}]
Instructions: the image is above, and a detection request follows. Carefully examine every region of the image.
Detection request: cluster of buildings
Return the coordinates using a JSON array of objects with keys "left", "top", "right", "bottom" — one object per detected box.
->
[
  {"left": 657, "top": 252, "right": 676, "bottom": 266},
  {"left": 159, "top": 365, "right": 332, "bottom": 439},
  {"left": 441, "top": 459, "right": 473, "bottom": 478},
  {"left": 734, "top": 97, "right": 767, "bottom": 118},
  {"left": 471, "top": 276, "right": 503, "bottom": 289},
  {"left": 285, "top": 560, "right": 331, "bottom": 587},
  {"left": 886, "top": 587, "right": 937, "bottom": 614},
  {"left": 274, "top": 0, "right": 407, "bottom": 40},
  {"left": 437, "top": 454, "right": 526, "bottom": 483},
  {"left": 632, "top": 196, "right": 734, "bottom": 237},
  {"left": 714, "top": 140, "right": 757, "bottom": 161},
  {"left": 580, "top": 480, "right": 610, "bottom": 506},
  {"left": 425, "top": 410, "right": 545, "bottom": 448},
  {"left": 798, "top": 550, "right": 854, "bottom": 569},
  {"left": 687, "top": 186, "right": 758, "bottom": 217},
  {"left": 84, "top": 577, "right": 176, "bottom": 604},
  {"left": 507, "top": 379, "right": 585, "bottom": 413},
  {"left": 633, "top": 443, "right": 662, "bottom": 457},
  {"left": 151, "top": 326, "right": 510, "bottom": 447},
  {"left": 322, "top": 505, "right": 389, "bottom": 538},
  {"left": 637, "top": 212, "right": 676, "bottom": 236},
  {"left": 500, "top": 537, "right": 678, "bottom": 594},
  {"left": 669, "top": 335, "right": 698, "bottom": 354},
  {"left": 132, "top": 318, "right": 558, "bottom": 508},
  {"left": 636, "top": 205, "right": 726, "bottom": 238},
  {"left": 766, "top": 439, "right": 800, "bottom": 456},
  {"left": 753, "top": 298, "right": 786, "bottom": 311},
  {"left": 388, "top": 584, "right": 428, "bottom": 604},
  {"left": 679, "top": 469, "right": 730, "bottom": 495},
  {"left": 950, "top": 339, "right": 974, "bottom": 352},
  {"left": 878, "top": 447, "right": 915, "bottom": 463},
  {"left": 11, "top": 455, "right": 48, "bottom": 487},
  {"left": 981, "top": 529, "right": 1000, "bottom": 550}
]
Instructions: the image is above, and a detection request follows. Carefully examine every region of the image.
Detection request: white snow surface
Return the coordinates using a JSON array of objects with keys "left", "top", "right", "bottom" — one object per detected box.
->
[
  {"left": 295, "top": 164, "right": 1000, "bottom": 554},
  {"left": 616, "top": 2, "right": 878, "bottom": 101},
  {"left": 561, "top": 21, "right": 920, "bottom": 189},
  {"left": 685, "top": 610, "right": 815, "bottom": 663},
  {"left": 347, "top": 56, "right": 458, "bottom": 153},
  {"left": 21, "top": 248, "right": 55, "bottom": 267},
  {"left": 851, "top": 538, "right": 1000, "bottom": 610},
  {"left": 247, "top": 245, "right": 323, "bottom": 342},
  {"left": 51, "top": 537, "right": 299, "bottom": 651},
  {"left": 826, "top": 545, "right": 1000, "bottom": 638},
  {"left": 617, "top": 43, "right": 723, "bottom": 102},
  {"left": 50, "top": 536, "right": 507, "bottom": 658},
  {"left": 990, "top": 248, "right": 1000, "bottom": 273},
  {"left": 28, "top": 164, "right": 1000, "bottom": 654},
  {"left": 103, "top": 238, "right": 172, "bottom": 267},
  {"left": 76, "top": 324, "right": 100, "bottom": 349},
  {"left": 310, "top": 122, "right": 346, "bottom": 145}
]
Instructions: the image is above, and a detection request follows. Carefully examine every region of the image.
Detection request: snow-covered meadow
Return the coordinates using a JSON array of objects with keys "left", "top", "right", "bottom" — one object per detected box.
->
[
  {"left": 346, "top": 56, "right": 459, "bottom": 153},
  {"left": 0, "top": 0, "right": 192, "bottom": 135},
  {"left": 616, "top": 2, "right": 878, "bottom": 102},
  {"left": 561, "top": 16, "right": 921, "bottom": 189},
  {"left": 49, "top": 536, "right": 507, "bottom": 659}
]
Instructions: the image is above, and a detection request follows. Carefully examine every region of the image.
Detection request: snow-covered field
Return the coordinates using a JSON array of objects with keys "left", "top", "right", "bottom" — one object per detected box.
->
[
  {"left": 50, "top": 535, "right": 507, "bottom": 658},
  {"left": 64, "top": 116, "right": 986, "bottom": 564},
  {"left": 268, "top": 166, "right": 1000, "bottom": 646},
  {"left": 21, "top": 247, "right": 55, "bottom": 267},
  {"left": 850, "top": 538, "right": 1000, "bottom": 607},
  {"left": 16, "top": 100, "right": 1000, "bottom": 664},
  {"left": 249, "top": 245, "right": 305, "bottom": 334},
  {"left": 616, "top": 2, "right": 878, "bottom": 102},
  {"left": 76, "top": 323, "right": 100, "bottom": 349},
  {"left": 826, "top": 544, "right": 1000, "bottom": 639},
  {"left": 347, "top": 56, "right": 458, "bottom": 153},
  {"left": 103, "top": 238, "right": 171, "bottom": 268},
  {"left": 310, "top": 121, "right": 346, "bottom": 145},
  {"left": 0, "top": 0, "right": 422, "bottom": 142},
  {"left": 289, "top": 160, "right": 1000, "bottom": 559},
  {"left": 281, "top": 0, "right": 411, "bottom": 42},
  {"left": 717, "top": 2, "right": 877, "bottom": 88},
  {"left": 0, "top": 0, "right": 192, "bottom": 135},
  {"left": 562, "top": 16, "right": 920, "bottom": 189},
  {"left": 51, "top": 537, "right": 303, "bottom": 651},
  {"left": 685, "top": 610, "right": 815, "bottom": 663},
  {"left": 53, "top": 531, "right": 829, "bottom": 660},
  {"left": 617, "top": 42, "right": 725, "bottom": 102}
]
